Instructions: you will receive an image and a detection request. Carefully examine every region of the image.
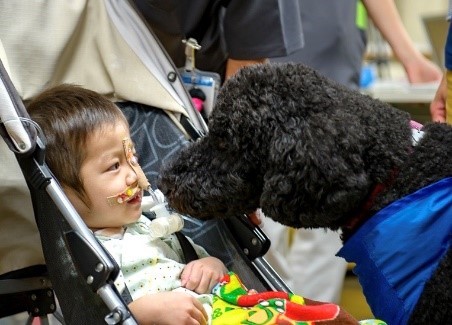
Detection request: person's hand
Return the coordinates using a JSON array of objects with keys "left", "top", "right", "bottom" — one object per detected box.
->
[
  {"left": 430, "top": 73, "right": 447, "bottom": 123},
  {"left": 403, "top": 55, "right": 442, "bottom": 84},
  {"left": 181, "top": 256, "right": 227, "bottom": 294},
  {"left": 128, "top": 291, "right": 208, "bottom": 325}
]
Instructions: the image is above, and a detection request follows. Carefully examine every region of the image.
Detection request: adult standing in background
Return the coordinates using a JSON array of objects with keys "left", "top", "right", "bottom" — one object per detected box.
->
[
  {"left": 265, "top": 0, "right": 442, "bottom": 304},
  {"left": 272, "top": 0, "right": 441, "bottom": 88},
  {"left": 131, "top": 0, "right": 304, "bottom": 81}
]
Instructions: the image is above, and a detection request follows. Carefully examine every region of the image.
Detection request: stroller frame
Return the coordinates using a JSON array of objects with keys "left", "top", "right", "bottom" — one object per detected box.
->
[{"left": 0, "top": 58, "right": 136, "bottom": 324}]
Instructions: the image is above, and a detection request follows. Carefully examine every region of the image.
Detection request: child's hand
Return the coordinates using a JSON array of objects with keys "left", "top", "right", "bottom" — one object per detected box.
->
[
  {"left": 181, "top": 256, "right": 228, "bottom": 294},
  {"left": 129, "top": 291, "right": 208, "bottom": 325}
]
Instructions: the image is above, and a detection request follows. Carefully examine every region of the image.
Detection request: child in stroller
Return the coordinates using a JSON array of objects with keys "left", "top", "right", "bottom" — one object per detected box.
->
[
  {"left": 26, "top": 84, "right": 379, "bottom": 325},
  {"left": 27, "top": 84, "right": 225, "bottom": 324}
]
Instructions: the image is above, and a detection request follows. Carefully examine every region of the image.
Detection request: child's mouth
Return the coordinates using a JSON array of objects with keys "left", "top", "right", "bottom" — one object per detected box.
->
[
  {"left": 107, "top": 182, "right": 142, "bottom": 206},
  {"left": 127, "top": 191, "right": 142, "bottom": 205}
]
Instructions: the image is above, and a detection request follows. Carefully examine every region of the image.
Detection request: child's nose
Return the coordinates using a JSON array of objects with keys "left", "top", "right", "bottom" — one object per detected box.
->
[{"left": 126, "top": 170, "right": 138, "bottom": 185}]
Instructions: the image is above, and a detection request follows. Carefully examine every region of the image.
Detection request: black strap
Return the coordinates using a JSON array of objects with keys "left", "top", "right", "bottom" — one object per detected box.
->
[
  {"left": 175, "top": 231, "right": 199, "bottom": 263},
  {"left": 120, "top": 284, "right": 133, "bottom": 305}
]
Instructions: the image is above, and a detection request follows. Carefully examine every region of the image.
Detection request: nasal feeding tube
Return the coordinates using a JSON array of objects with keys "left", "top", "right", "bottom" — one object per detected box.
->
[{"left": 107, "top": 138, "right": 151, "bottom": 206}]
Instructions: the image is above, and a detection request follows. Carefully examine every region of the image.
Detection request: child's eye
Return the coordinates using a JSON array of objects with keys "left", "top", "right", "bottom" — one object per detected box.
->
[{"left": 108, "top": 162, "right": 120, "bottom": 171}]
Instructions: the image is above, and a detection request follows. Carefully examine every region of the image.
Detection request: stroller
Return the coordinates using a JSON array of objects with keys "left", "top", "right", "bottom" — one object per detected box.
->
[{"left": 0, "top": 0, "right": 290, "bottom": 323}]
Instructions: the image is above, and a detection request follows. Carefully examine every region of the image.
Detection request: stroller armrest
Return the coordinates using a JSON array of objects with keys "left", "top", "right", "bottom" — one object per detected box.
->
[
  {"left": 65, "top": 230, "right": 120, "bottom": 292},
  {"left": 224, "top": 215, "right": 271, "bottom": 260}
]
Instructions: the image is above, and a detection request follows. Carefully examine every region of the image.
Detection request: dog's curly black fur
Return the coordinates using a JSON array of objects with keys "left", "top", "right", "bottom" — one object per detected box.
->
[{"left": 159, "top": 63, "right": 452, "bottom": 323}]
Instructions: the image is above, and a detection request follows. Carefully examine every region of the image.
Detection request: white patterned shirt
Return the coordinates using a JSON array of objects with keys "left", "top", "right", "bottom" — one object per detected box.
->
[{"left": 95, "top": 215, "right": 209, "bottom": 300}]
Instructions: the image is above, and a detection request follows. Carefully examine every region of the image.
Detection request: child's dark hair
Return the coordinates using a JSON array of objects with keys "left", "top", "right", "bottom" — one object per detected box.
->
[{"left": 27, "top": 84, "right": 129, "bottom": 204}]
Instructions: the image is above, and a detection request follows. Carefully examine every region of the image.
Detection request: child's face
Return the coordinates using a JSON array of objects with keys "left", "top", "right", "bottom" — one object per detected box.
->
[{"left": 67, "top": 122, "right": 144, "bottom": 229}]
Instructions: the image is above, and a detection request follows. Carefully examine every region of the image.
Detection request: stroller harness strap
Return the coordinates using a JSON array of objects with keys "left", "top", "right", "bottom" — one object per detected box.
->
[{"left": 175, "top": 231, "right": 199, "bottom": 263}]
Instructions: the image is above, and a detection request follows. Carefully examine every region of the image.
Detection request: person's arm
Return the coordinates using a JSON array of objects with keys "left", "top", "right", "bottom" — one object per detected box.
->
[
  {"left": 128, "top": 291, "right": 208, "bottom": 325},
  {"left": 225, "top": 58, "right": 267, "bottom": 79},
  {"left": 363, "top": 0, "right": 442, "bottom": 83}
]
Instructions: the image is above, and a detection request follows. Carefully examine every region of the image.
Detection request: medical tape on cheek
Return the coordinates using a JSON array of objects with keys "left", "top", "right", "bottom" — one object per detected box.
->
[
  {"left": 107, "top": 183, "right": 140, "bottom": 206},
  {"left": 106, "top": 138, "right": 151, "bottom": 206}
]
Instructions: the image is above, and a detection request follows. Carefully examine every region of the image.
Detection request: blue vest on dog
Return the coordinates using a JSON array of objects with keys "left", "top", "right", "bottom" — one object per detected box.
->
[{"left": 337, "top": 177, "right": 452, "bottom": 325}]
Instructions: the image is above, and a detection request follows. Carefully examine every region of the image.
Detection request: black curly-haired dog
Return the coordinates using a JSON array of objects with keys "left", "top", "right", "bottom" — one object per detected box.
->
[{"left": 159, "top": 63, "right": 452, "bottom": 324}]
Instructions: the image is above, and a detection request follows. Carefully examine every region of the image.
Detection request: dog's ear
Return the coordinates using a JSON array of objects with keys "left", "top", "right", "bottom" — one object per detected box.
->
[{"left": 260, "top": 112, "right": 371, "bottom": 229}]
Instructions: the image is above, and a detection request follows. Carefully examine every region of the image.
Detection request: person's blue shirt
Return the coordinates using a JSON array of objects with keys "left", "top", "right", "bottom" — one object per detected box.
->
[
  {"left": 446, "top": 23, "right": 452, "bottom": 69},
  {"left": 446, "top": 0, "right": 452, "bottom": 69}
]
